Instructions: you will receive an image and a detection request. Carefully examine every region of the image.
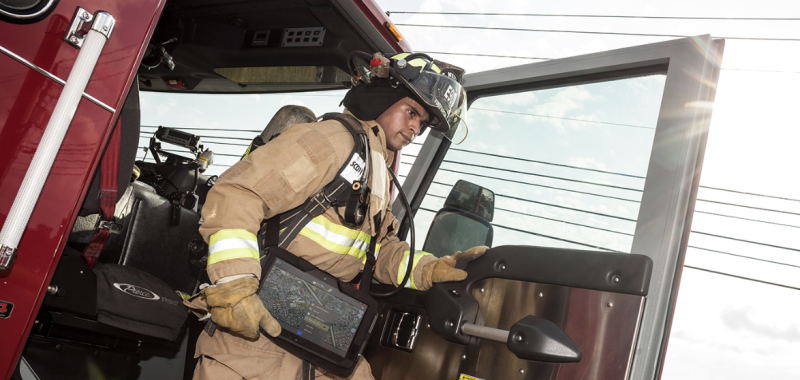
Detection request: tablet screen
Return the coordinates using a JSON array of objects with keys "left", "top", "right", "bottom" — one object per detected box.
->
[{"left": 258, "top": 259, "right": 368, "bottom": 357}]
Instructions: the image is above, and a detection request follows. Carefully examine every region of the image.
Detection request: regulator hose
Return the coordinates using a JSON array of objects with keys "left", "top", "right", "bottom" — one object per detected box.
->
[{"left": 370, "top": 167, "right": 415, "bottom": 298}]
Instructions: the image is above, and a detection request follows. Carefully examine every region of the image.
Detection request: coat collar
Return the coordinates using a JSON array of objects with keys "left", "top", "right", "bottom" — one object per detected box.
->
[{"left": 344, "top": 110, "right": 395, "bottom": 166}]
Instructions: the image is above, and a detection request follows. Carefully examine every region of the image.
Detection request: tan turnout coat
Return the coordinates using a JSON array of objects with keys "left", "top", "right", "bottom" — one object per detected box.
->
[{"left": 193, "top": 113, "right": 435, "bottom": 379}]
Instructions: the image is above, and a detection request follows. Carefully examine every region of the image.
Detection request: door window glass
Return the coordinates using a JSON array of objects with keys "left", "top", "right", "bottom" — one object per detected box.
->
[{"left": 413, "top": 75, "right": 666, "bottom": 253}]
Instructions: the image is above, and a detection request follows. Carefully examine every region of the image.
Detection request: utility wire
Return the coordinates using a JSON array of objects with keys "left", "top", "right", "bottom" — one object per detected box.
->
[
  {"left": 141, "top": 125, "right": 262, "bottom": 133},
  {"left": 400, "top": 155, "right": 640, "bottom": 201},
  {"left": 684, "top": 265, "right": 800, "bottom": 292},
  {"left": 448, "top": 145, "right": 647, "bottom": 177},
  {"left": 418, "top": 206, "right": 622, "bottom": 252},
  {"left": 429, "top": 180, "right": 637, "bottom": 222},
  {"left": 689, "top": 245, "right": 800, "bottom": 269},
  {"left": 139, "top": 133, "right": 251, "bottom": 149},
  {"left": 691, "top": 231, "right": 800, "bottom": 253},
  {"left": 418, "top": 51, "right": 800, "bottom": 74},
  {"left": 699, "top": 185, "right": 800, "bottom": 202},
  {"left": 696, "top": 199, "right": 800, "bottom": 216},
  {"left": 424, "top": 193, "right": 634, "bottom": 236},
  {"left": 160, "top": 148, "right": 242, "bottom": 158},
  {"left": 395, "top": 23, "right": 800, "bottom": 42},
  {"left": 387, "top": 12, "right": 800, "bottom": 21},
  {"left": 695, "top": 210, "right": 800, "bottom": 229},
  {"left": 470, "top": 108, "right": 653, "bottom": 130},
  {"left": 436, "top": 167, "right": 640, "bottom": 203},
  {"left": 442, "top": 160, "right": 643, "bottom": 192},
  {"left": 142, "top": 132, "right": 254, "bottom": 142},
  {"left": 143, "top": 130, "right": 800, "bottom": 222}
]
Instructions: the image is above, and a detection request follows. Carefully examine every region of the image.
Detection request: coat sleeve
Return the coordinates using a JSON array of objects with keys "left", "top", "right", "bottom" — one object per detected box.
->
[
  {"left": 199, "top": 123, "right": 353, "bottom": 283},
  {"left": 372, "top": 209, "right": 437, "bottom": 290}
]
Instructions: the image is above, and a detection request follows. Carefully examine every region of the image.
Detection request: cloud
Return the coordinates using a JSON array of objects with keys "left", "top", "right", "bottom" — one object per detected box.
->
[{"left": 721, "top": 306, "right": 800, "bottom": 343}]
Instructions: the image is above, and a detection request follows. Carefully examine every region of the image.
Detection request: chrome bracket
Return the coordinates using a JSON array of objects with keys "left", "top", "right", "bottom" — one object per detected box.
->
[
  {"left": 0, "top": 245, "right": 16, "bottom": 271},
  {"left": 64, "top": 7, "right": 93, "bottom": 49},
  {"left": 64, "top": 8, "right": 115, "bottom": 49}
]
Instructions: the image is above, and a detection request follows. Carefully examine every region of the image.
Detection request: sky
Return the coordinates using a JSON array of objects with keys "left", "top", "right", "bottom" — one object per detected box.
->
[{"left": 138, "top": 1, "right": 800, "bottom": 378}]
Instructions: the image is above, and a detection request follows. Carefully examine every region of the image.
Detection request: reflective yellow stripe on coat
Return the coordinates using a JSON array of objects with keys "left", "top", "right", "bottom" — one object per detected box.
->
[
  {"left": 208, "top": 229, "right": 260, "bottom": 265},
  {"left": 397, "top": 251, "right": 432, "bottom": 290},
  {"left": 297, "top": 215, "right": 381, "bottom": 264}
]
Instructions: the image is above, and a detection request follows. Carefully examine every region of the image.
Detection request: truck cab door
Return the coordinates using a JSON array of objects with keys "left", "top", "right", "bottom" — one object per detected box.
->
[
  {"left": 0, "top": 1, "right": 164, "bottom": 377},
  {"left": 365, "top": 35, "right": 723, "bottom": 380}
]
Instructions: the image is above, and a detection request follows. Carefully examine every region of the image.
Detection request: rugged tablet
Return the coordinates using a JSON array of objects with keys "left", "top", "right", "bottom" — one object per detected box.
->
[{"left": 257, "top": 247, "right": 379, "bottom": 377}]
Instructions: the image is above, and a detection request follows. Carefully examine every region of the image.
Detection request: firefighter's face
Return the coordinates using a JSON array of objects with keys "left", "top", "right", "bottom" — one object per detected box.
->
[{"left": 377, "top": 97, "right": 430, "bottom": 151}]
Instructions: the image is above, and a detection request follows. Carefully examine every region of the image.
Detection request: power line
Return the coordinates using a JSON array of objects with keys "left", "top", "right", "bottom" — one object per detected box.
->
[
  {"left": 722, "top": 68, "right": 800, "bottom": 74},
  {"left": 684, "top": 265, "right": 800, "bottom": 292},
  {"left": 695, "top": 210, "right": 800, "bottom": 229},
  {"left": 470, "top": 108, "right": 654, "bottom": 130},
  {"left": 139, "top": 133, "right": 251, "bottom": 149},
  {"left": 141, "top": 125, "right": 262, "bottom": 133},
  {"left": 419, "top": 51, "right": 554, "bottom": 60},
  {"left": 142, "top": 132, "right": 254, "bottom": 142},
  {"left": 689, "top": 245, "right": 800, "bottom": 269},
  {"left": 442, "top": 160, "right": 643, "bottom": 192},
  {"left": 429, "top": 180, "right": 637, "bottom": 222},
  {"left": 691, "top": 231, "right": 800, "bottom": 253},
  {"left": 160, "top": 148, "right": 242, "bottom": 158},
  {"left": 395, "top": 23, "right": 800, "bottom": 42},
  {"left": 696, "top": 199, "right": 800, "bottom": 216},
  {"left": 388, "top": 11, "right": 800, "bottom": 21},
  {"left": 699, "top": 185, "right": 800, "bottom": 202},
  {"left": 436, "top": 167, "right": 640, "bottom": 203},
  {"left": 448, "top": 145, "right": 647, "bottom": 178},
  {"left": 418, "top": 51, "right": 800, "bottom": 74},
  {"left": 418, "top": 206, "right": 623, "bottom": 252},
  {"left": 424, "top": 192, "right": 634, "bottom": 236}
]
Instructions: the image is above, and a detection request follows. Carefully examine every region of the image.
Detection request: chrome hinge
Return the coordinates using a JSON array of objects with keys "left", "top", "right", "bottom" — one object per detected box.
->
[
  {"left": 0, "top": 245, "right": 16, "bottom": 271},
  {"left": 64, "top": 7, "right": 93, "bottom": 49},
  {"left": 64, "top": 7, "right": 115, "bottom": 49}
]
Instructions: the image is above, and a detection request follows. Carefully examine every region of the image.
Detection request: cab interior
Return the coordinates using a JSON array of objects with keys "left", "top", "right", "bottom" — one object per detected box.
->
[{"left": 15, "top": 1, "right": 656, "bottom": 379}]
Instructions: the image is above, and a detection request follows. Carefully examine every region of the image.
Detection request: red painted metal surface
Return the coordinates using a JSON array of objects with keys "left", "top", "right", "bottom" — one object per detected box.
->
[
  {"left": 0, "top": 0, "right": 164, "bottom": 377},
  {"left": 353, "top": 0, "right": 413, "bottom": 52}
]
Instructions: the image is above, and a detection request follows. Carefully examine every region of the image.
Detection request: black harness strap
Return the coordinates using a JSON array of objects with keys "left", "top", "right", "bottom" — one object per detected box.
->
[
  {"left": 275, "top": 113, "right": 370, "bottom": 249},
  {"left": 302, "top": 359, "right": 315, "bottom": 380}
]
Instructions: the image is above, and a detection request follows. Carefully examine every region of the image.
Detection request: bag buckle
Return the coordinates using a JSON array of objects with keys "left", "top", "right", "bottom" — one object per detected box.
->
[{"left": 303, "top": 189, "right": 333, "bottom": 218}]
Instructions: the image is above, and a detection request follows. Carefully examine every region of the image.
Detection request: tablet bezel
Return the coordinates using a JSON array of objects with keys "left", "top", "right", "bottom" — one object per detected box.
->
[{"left": 257, "top": 246, "right": 379, "bottom": 376}]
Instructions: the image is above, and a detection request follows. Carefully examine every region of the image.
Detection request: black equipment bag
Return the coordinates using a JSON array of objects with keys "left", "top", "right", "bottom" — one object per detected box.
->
[{"left": 94, "top": 263, "right": 188, "bottom": 341}]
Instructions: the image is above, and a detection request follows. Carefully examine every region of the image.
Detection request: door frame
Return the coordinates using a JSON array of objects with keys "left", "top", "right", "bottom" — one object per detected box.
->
[{"left": 395, "top": 35, "right": 724, "bottom": 380}]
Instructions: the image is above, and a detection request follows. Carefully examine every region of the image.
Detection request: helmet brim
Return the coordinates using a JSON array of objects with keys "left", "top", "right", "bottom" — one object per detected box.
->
[{"left": 394, "top": 70, "right": 466, "bottom": 135}]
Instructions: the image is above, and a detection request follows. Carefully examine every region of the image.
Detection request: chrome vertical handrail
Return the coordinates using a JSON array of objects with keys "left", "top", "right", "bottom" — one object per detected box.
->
[{"left": 0, "top": 9, "right": 115, "bottom": 270}]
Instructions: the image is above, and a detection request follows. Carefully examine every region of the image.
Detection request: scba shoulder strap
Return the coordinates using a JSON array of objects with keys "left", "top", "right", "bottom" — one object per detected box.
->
[{"left": 275, "top": 112, "right": 373, "bottom": 248}]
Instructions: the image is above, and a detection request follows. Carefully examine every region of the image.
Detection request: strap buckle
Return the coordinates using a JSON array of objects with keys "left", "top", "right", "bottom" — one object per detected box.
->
[
  {"left": 303, "top": 189, "right": 333, "bottom": 218},
  {"left": 95, "top": 219, "right": 122, "bottom": 234}
]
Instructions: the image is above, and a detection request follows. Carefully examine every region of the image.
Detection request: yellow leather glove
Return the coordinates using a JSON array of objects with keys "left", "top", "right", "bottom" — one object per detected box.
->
[
  {"left": 203, "top": 277, "right": 281, "bottom": 339},
  {"left": 419, "top": 246, "right": 489, "bottom": 290}
]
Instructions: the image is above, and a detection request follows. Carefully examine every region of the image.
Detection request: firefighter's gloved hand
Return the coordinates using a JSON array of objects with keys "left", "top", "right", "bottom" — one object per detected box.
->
[
  {"left": 203, "top": 277, "right": 281, "bottom": 339},
  {"left": 419, "top": 246, "right": 488, "bottom": 290}
]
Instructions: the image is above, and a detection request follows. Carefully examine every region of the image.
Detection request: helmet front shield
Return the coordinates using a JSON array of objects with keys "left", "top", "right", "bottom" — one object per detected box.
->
[{"left": 395, "top": 70, "right": 466, "bottom": 136}]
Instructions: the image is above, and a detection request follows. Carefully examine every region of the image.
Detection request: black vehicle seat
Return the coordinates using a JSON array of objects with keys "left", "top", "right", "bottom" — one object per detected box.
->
[{"left": 44, "top": 76, "right": 204, "bottom": 341}]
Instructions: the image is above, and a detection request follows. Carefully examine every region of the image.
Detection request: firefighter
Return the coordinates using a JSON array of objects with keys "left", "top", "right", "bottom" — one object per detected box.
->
[{"left": 187, "top": 52, "right": 486, "bottom": 380}]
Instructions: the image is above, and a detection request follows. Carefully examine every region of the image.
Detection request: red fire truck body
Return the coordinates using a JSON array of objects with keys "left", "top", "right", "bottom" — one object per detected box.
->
[{"left": 0, "top": 1, "right": 723, "bottom": 379}]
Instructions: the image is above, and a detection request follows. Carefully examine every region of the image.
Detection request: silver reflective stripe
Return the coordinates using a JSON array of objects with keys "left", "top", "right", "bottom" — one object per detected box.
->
[
  {"left": 0, "top": 11, "right": 116, "bottom": 271},
  {"left": 209, "top": 238, "right": 259, "bottom": 255},
  {"left": 304, "top": 220, "right": 371, "bottom": 252}
]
